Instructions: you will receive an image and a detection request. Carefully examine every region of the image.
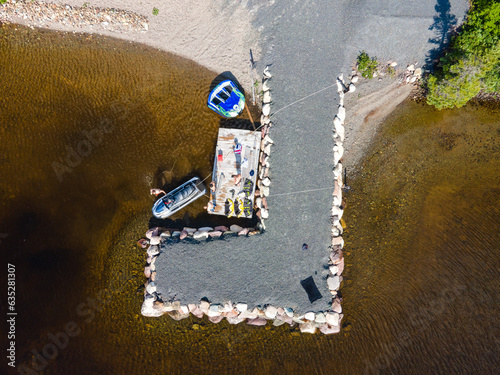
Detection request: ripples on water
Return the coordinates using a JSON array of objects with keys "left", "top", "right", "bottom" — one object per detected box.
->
[{"left": 1, "top": 24, "right": 498, "bottom": 374}]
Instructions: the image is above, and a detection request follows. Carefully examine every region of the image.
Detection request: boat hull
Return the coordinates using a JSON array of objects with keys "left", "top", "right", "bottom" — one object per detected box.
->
[{"left": 152, "top": 177, "right": 206, "bottom": 219}]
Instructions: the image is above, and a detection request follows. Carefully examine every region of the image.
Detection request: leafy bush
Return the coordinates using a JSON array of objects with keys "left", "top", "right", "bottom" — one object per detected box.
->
[
  {"left": 152, "top": 7, "right": 159, "bottom": 16},
  {"left": 427, "top": 0, "right": 500, "bottom": 109},
  {"left": 0, "top": 0, "right": 7, "bottom": 4},
  {"left": 357, "top": 51, "right": 379, "bottom": 79}
]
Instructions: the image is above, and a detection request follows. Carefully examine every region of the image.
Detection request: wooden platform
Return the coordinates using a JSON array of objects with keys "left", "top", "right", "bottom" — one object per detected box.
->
[{"left": 207, "top": 128, "right": 261, "bottom": 218}]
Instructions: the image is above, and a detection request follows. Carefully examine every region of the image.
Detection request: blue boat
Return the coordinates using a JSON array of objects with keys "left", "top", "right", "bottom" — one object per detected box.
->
[{"left": 207, "top": 80, "right": 245, "bottom": 118}]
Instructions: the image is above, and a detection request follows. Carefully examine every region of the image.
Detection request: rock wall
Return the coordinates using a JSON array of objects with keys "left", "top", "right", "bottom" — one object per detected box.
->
[
  {"left": 140, "top": 70, "right": 355, "bottom": 335},
  {"left": 253, "top": 66, "right": 273, "bottom": 231},
  {"left": 141, "top": 226, "right": 343, "bottom": 334}
]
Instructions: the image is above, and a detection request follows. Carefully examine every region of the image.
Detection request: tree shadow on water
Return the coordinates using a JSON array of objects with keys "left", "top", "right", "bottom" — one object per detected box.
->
[{"left": 425, "top": 0, "right": 458, "bottom": 71}]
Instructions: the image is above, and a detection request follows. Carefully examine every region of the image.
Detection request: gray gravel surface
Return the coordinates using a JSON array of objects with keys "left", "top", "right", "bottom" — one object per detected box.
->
[{"left": 155, "top": 0, "right": 468, "bottom": 315}]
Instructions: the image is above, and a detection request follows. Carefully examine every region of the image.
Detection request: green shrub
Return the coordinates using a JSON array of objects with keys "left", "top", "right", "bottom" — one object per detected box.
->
[
  {"left": 152, "top": 7, "right": 159, "bottom": 16},
  {"left": 427, "top": 0, "right": 500, "bottom": 109},
  {"left": 357, "top": 51, "right": 379, "bottom": 79}
]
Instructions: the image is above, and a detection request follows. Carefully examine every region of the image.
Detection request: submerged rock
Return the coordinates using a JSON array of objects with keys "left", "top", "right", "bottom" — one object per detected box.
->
[
  {"left": 208, "top": 315, "right": 224, "bottom": 324},
  {"left": 226, "top": 316, "right": 247, "bottom": 324},
  {"left": 320, "top": 324, "right": 341, "bottom": 334},
  {"left": 299, "top": 322, "right": 317, "bottom": 334},
  {"left": 247, "top": 317, "right": 267, "bottom": 326}
]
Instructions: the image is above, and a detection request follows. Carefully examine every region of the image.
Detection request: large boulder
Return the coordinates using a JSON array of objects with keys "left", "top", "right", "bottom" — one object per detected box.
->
[
  {"left": 145, "top": 227, "right": 159, "bottom": 239},
  {"left": 230, "top": 224, "right": 243, "bottom": 233},
  {"left": 226, "top": 316, "right": 247, "bottom": 324},
  {"left": 208, "top": 230, "right": 223, "bottom": 238},
  {"left": 337, "top": 257, "right": 345, "bottom": 275},
  {"left": 238, "top": 228, "right": 249, "bottom": 236},
  {"left": 236, "top": 303, "right": 248, "bottom": 313},
  {"left": 149, "top": 236, "right": 161, "bottom": 245},
  {"left": 320, "top": 324, "right": 341, "bottom": 334},
  {"left": 188, "top": 304, "right": 204, "bottom": 319},
  {"left": 327, "top": 276, "right": 340, "bottom": 291},
  {"left": 224, "top": 310, "right": 239, "bottom": 318},
  {"left": 262, "top": 103, "right": 271, "bottom": 116},
  {"left": 198, "top": 227, "right": 213, "bottom": 232},
  {"left": 208, "top": 315, "right": 224, "bottom": 324},
  {"left": 239, "top": 309, "right": 258, "bottom": 320},
  {"left": 207, "top": 304, "right": 222, "bottom": 317},
  {"left": 332, "top": 298, "right": 342, "bottom": 313},
  {"left": 168, "top": 310, "right": 190, "bottom": 321},
  {"left": 278, "top": 314, "right": 294, "bottom": 325},
  {"left": 193, "top": 231, "right": 209, "bottom": 240},
  {"left": 315, "top": 312, "right": 327, "bottom": 324},
  {"left": 330, "top": 248, "right": 343, "bottom": 264},
  {"left": 147, "top": 245, "right": 160, "bottom": 257},
  {"left": 272, "top": 318, "right": 286, "bottom": 326},
  {"left": 199, "top": 300, "right": 210, "bottom": 314},
  {"left": 263, "top": 91, "right": 272, "bottom": 103},
  {"left": 326, "top": 312, "right": 340, "bottom": 326},
  {"left": 304, "top": 312, "right": 316, "bottom": 321},
  {"left": 264, "top": 305, "right": 278, "bottom": 319},
  {"left": 247, "top": 317, "right": 267, "bottom": 326},
  {"left": 141, "top": 296, "right": 162, "bottom": 317},
  {"left": 329, "top": 265, "right": 339, "bottom": 276},
  {"left": 299, "top": 322, "right": 317, "bottom": 334},
  {"left": 331, "top": 235, "right": 344, "bottom": 248}
]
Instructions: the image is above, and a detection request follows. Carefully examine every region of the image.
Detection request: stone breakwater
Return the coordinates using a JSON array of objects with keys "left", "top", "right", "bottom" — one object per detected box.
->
[
  {"left": 139, "top": 70, "right": 356, "bottom": 335},
  {"left": 0, "top": 0, "right": 148, "bottom": 32},
  {"left": 254, "top": 66, "right": 274, "bottom": 231},
  {"left": 328, "top": 74, "right": 355, "bottom": 302},
  {"left": 141, "top": 228, "right": 344, "bottom": 334}
]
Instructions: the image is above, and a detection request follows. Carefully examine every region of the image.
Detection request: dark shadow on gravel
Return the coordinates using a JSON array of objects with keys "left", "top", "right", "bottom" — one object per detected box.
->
[{"left": 425, "top": 0, "right": 458, "bottom": 70}]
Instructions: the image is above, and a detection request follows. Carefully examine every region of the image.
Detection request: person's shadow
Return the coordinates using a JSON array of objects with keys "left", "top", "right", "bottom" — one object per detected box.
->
[{"left": 425, "top": 0, "right": 458, "bottom": 71}]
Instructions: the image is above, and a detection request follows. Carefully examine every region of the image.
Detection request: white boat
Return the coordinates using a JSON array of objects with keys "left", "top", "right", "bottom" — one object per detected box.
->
[{"left": 152, "top": 177, "right": 206, "bottom": 219}]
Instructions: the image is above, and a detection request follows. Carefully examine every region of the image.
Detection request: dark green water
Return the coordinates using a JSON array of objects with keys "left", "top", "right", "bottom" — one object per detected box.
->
[{"left": 1, "top": 24, "right": 499, "bottom": 374}]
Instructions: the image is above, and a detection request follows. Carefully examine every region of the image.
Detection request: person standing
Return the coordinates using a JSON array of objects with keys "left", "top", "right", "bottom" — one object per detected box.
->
[{"left": 233, "top": 138, "right": 242, "bottom": 174}]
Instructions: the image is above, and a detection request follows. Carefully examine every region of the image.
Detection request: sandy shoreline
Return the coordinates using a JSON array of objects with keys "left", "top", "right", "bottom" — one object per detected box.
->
[
  {"left": 0, "top": 0, "right": 264, "bottom": 90},
  {"left": 343, "top": 78, "right": 415, "bottom": 173}
]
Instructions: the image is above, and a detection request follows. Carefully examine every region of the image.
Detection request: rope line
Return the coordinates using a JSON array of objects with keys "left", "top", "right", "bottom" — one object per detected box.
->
[
  {"left": 267, "top": 185, "right": 335, "bottom": 198},
  {"left": 255, "top": 83, "right": 336, "bottom": 132},
  {"left": 200, "top": 173, "right": 212, "bottom": 183},
  {"left": 270, "top": 83, "right": 336, "bottom": 117}
]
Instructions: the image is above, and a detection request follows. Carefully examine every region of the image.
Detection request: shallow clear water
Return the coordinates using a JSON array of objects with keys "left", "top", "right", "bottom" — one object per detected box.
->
[{"left": 1, "top": 24, "right": 499, "bottom": 374}]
